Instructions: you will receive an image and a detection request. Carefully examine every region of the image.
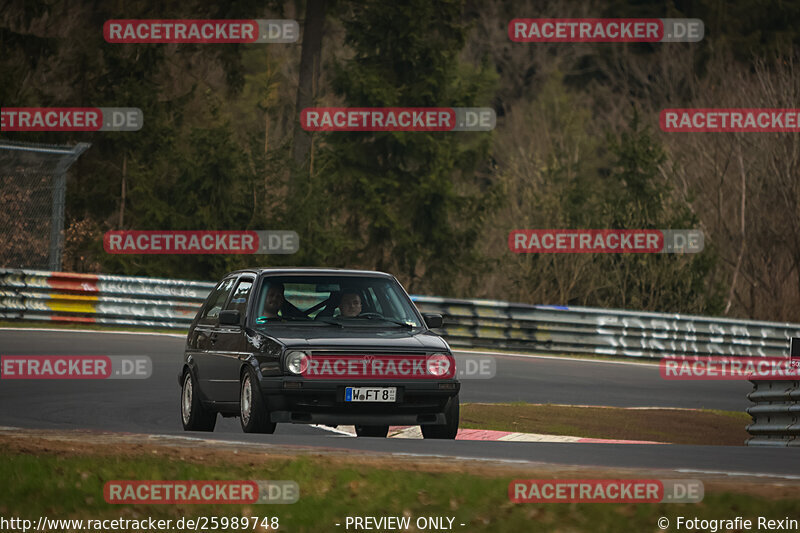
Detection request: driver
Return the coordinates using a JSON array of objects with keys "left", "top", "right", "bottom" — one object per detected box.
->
[
  {"left": 262, "top": 282, "right": 285, "bottom": 318},
  {"left": 339, "top": 291, "right": 362, "bottom": 318}
]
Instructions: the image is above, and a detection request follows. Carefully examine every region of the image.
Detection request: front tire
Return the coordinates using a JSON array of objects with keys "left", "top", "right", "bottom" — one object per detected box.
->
[
  {"left": 355, "top": 425, "right": 389, "bottom": 438},
  {"left": 421, "top": 394, "right": 459, "bottom": 439},
  {"left": 240, "top": 366, "right": 276, "bottom": 434},
  {"left": 180, "top": 370, "right": 216, "bottom": 432}
]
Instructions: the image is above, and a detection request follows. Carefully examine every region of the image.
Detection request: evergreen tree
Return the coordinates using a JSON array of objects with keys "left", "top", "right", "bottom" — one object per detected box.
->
[
  {"left": 309, "top": 0, "right": 498, "bottom": 292},
  {"left": 595, "top": 111, "right": 723, "bottom": 314}
]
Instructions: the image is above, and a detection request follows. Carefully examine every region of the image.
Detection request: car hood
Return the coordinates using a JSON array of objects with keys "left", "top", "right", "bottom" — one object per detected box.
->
[{"left": 250, "top": 326, "right": 449, "bottom": 352}]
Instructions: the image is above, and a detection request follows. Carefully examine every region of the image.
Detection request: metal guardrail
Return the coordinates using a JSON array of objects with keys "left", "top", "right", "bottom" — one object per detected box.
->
[
  {"left": 746, "top": 380, "right": 800, "bottom": 447},
  {"left": 3, "top": 268, "right": 800, "bottom": 359},
  {"left": 0, "top": 269, "right": 213, "bottom": 329},
  {"left": 412, "top": 296, "right": 800, "bottom": 358}
]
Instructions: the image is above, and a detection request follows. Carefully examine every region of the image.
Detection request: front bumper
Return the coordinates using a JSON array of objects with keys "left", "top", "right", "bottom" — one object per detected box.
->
[{"left": 259, "top": 378, "right": 459, "bottom": 425}]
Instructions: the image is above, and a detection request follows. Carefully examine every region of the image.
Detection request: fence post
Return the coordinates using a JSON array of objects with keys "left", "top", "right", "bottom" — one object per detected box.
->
[
  {"left": 0, "top": 140, "right": 91, "bottom": 270},
  {"left": 48, "top": 143, "right": 90, "bottom": 271}
]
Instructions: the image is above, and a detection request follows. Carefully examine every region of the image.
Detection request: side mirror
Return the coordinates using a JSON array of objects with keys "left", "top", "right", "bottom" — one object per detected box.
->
[
  {"left": 423, "top": 313, "right": 443, "bottom": 329},
  {"left": 219, "top": 309, "right": 241, "bottom": 326}
]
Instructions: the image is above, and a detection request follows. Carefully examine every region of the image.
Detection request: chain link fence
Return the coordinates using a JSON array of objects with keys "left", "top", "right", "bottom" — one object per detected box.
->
[{"left": 0, "top": 140, "right": 90, "bottom": 270}]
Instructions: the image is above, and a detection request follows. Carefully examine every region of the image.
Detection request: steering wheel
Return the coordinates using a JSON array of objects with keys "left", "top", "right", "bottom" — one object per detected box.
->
[{"left": 357, "top": 312, "right": 384, "bottom": 319}]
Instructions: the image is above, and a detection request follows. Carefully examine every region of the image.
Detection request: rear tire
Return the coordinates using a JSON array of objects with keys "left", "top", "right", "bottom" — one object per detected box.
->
[
  {"left": 421, "top": 394, "right": 459, "bottom": 439},
  {"left": 181, "top": 370, "right": 216, "bottom": 432},
  {"left": 355, "top": 425, "right": 389, "bottom": 438},
  {"left": 240, "top": 366, "right": 276, "bottom": 434}
]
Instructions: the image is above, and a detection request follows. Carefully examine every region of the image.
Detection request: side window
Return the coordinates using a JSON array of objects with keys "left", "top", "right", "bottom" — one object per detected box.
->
[
  {"left": 224, "top": 278, "right": 253, "bottom": 317},
  {"left": 199, "top": 278, "right": 236, "bottom": 323}
]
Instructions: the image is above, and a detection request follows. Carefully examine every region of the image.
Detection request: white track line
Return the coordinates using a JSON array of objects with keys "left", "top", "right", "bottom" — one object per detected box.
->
[
  {"left": 0, "top": 327, "right": 184, "bottom": 338},
  {"left": 465, "top": 402, "right": 703, "bottom": 411},
  {"left": 0, "top": 328, "right": 660, "bottom": 366},
  {"left": 455, "top": 349, "right": 659, "bottom": 368},
  {"left": 309, "top": 424, "right": 356, "bottom": 436},
  {"left": 675, "top": 468, "right": 800, "bottom": 481}
]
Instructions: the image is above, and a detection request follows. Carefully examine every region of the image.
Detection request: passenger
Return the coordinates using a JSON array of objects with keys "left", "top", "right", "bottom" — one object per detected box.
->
[{"left": 339, "top": 291, "right": 362, "bottom": 318}]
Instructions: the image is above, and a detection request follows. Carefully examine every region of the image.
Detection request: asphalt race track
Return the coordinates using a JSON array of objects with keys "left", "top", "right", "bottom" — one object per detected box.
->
[{"left": 1, "top": 328, "right": 797, "bottom": 477}]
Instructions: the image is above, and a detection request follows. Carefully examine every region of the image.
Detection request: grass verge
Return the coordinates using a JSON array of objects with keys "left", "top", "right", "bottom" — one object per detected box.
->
[
  {"left": 460, "top": 403, "right": 751, "bottom": 445},
  {"left": 0, "top": 434, "right": 794, "bottom": 533}
]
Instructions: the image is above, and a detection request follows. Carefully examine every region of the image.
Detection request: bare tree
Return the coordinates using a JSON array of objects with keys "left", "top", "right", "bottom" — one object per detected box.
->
[{"left": 291, "top": 0, "right": 326, "bottom": 195}]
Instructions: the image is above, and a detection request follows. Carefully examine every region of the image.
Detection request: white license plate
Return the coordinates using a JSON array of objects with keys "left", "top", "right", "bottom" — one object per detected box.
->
[{"left": 345, "top": 387, "right": 396, "bottom": 402}]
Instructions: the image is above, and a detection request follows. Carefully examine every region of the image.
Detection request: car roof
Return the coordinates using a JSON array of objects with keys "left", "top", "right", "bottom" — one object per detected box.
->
[{"left": 223, "top": 267, "right": 395, "bottom": 279}]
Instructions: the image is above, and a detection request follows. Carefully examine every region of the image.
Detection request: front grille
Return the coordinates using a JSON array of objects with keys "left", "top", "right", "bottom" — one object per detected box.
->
[{"left": 308, "top": 350, "right": 433, "bottom": 356}]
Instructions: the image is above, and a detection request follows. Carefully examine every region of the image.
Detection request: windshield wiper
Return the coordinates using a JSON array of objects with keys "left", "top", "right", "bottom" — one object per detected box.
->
[
  {"left": 361, "top": 316, "right": 415, "bottom": 328},
  {"left": 256, "top": 315, "right": 311, "bottom": 324},
  {"left": 315, "top": 318, "right": 344, "bottom": 328}
]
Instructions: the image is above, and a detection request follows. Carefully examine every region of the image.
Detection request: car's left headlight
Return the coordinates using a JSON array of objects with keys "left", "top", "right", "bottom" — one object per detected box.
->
[{"left": 426, "top": 354, "right": 454, "bottom": 377}]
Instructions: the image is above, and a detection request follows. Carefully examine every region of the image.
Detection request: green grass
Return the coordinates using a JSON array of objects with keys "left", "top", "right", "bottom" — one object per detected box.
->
[
  {"left": 0, "top": 448, "right": 796, "bottom": 532},
  {"left": 460, "top": 403, "right": 752, "bottom": 445}
]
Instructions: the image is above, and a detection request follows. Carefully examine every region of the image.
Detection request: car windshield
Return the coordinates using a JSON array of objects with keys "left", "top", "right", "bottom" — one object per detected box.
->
[{"left": 252, "top": 274, "right": 423, "bottom": 329}]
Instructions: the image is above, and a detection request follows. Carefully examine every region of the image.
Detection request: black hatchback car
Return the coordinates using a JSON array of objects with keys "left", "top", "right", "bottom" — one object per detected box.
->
[{"left": 179, "top": 268, "right": 460, "bottom": 438}]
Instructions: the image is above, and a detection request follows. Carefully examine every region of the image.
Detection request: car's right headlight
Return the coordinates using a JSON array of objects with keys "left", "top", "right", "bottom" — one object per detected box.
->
[{"left": 285, "top": 351, "right": 309, "bottom": 375}]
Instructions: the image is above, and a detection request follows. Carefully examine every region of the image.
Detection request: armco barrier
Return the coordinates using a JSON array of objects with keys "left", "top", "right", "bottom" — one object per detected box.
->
[
  {"left": 411, "top": 296, "right": 800, "bottom": 359},
  {"left": 0, "top": 269, "right": 213, "bottom": 329},
  {"left": 746, "top": 380, "right": 800, "bottom": 447},
  {"left": 2, "top": 268, "right": 800, "bottom": 359}
]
